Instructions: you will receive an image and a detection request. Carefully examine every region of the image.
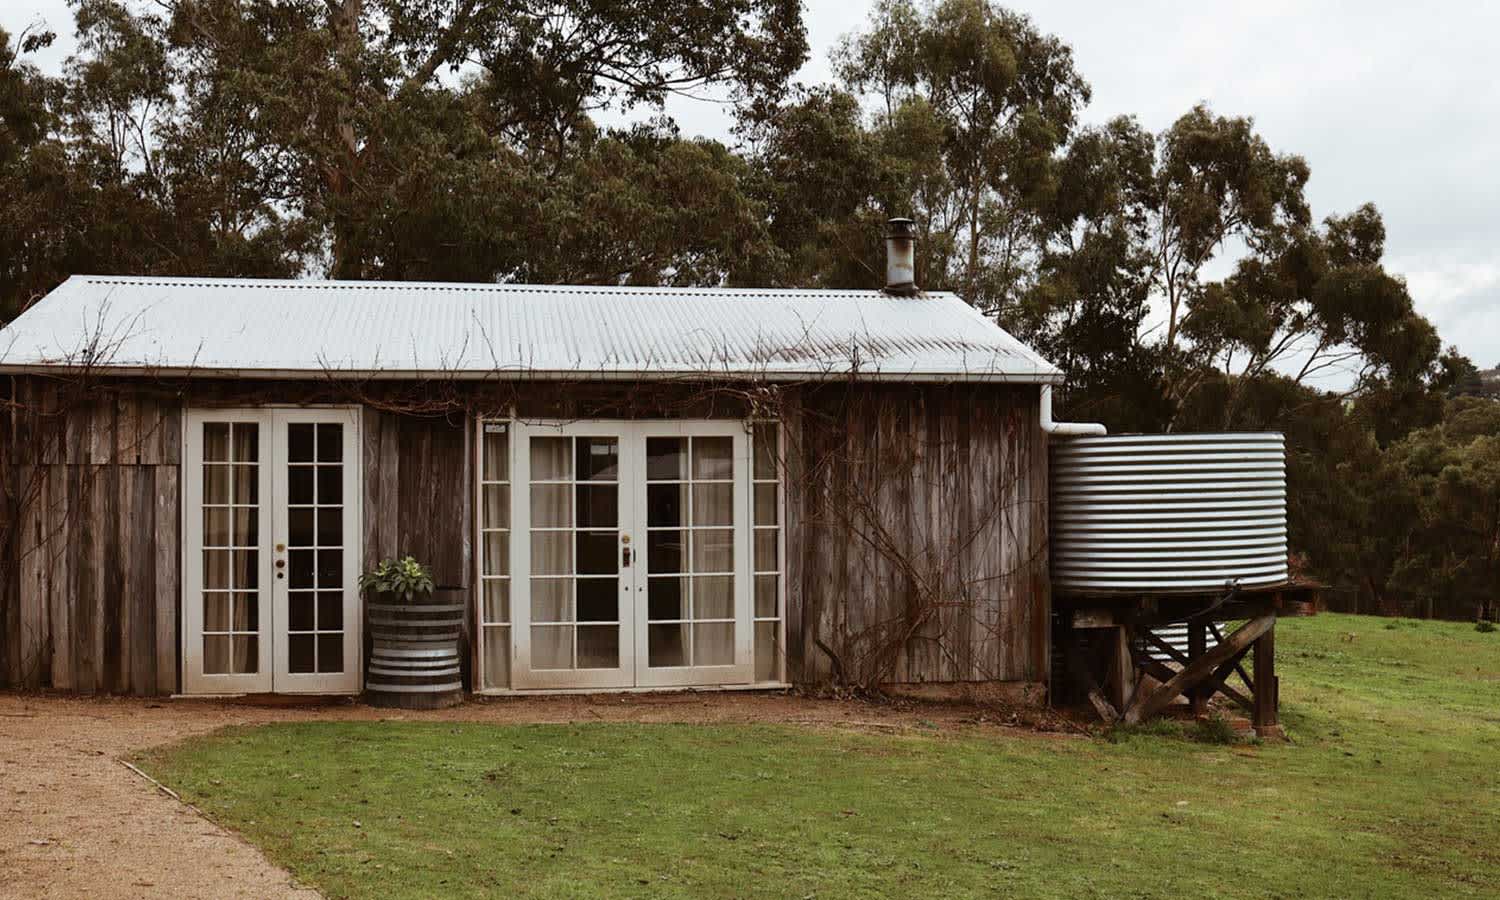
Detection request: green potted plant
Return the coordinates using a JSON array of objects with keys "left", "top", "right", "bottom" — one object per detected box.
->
[
  {"left": 359, "top": 555, "right": 435, "bottom": 601},
  {"left": 360, "top": 556, "right": 464, "bottom": 709}
]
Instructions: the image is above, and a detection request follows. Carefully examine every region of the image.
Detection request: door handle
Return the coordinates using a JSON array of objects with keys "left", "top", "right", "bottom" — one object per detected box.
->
[{"left": 622, "top": 546, "right": 633, "bottom": 568}]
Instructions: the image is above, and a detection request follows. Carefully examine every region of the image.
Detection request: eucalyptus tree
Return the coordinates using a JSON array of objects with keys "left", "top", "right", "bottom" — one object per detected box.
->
[
  {"left": 737, "top": 86, "right": 888, "bottom": 288},
  {"left": 162, "top": 0, "right": 807, "bottom": 278},
  {"left": 1383, "top": 397, "right": 1500, "bottom": 619},
  {"left": 0, "top": 25, "right": 64, "bottom": 320},
  {"left": 790, "top": 0, "right": 1090, "bottom": 306},
  {"left": 1179, "top": 202, "right": 1442, "bottom": 426},
  {"left": 1021, "top": 102, "right": 1443, "bottom": 432},
  {"left": 1019, "top": 115, "right": 1162, "bottom": 428}
]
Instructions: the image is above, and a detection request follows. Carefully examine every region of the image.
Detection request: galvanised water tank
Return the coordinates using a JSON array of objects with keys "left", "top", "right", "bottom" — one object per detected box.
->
[{"left": 1050, "top": 433, "right": 1287, "bottom": 593}]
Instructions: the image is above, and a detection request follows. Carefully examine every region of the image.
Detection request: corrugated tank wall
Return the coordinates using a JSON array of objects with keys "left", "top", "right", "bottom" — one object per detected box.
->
[{"left": 1050, "top": 433, "right": 1287, "bottom": 594}]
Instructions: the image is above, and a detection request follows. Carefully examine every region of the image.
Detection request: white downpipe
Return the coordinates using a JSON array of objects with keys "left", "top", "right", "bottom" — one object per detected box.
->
[{"left": 1039, "top": 384, "right": 1107, "bottom": 436}]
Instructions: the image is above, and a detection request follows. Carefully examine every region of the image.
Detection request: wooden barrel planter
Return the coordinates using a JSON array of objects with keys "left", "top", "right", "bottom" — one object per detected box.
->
[{"left": 365, "top": 591, "right": 465, "bottom": 709}]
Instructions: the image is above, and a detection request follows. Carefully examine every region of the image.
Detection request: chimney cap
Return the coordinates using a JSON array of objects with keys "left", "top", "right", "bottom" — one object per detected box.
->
[{"left": 886, "top": 217, "right": 917, "bottom": 237}]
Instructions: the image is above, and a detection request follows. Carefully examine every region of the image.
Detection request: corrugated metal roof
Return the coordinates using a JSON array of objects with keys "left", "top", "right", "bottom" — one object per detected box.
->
[{"left": 0, "top": 275, "right": 1062, "bottom": 382}]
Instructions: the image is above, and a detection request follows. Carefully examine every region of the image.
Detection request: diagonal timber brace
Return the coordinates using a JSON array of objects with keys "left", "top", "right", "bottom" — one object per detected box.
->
[
  {"left": 1123, "top": 614, "right": 1276, "bottom": 725},
  {"left": 1139, "top": 653, "right": 1254, "bottom": 716}
]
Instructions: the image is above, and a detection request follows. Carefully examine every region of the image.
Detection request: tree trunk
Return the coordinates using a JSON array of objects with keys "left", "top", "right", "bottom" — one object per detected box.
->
[{"left": 326, "top": 0, "right": 366, "bottom": 279}]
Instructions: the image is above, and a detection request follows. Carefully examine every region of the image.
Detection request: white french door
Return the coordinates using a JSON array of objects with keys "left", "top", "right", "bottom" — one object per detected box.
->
[
  {"left": 505, "top": 421, "right": 753, "bottom": 690},
  {"left": 182, "top": 408, "right": 361, "bottom": 694},
  {"left": 632, "top": 421, "right": 753, "bottom": 688}
]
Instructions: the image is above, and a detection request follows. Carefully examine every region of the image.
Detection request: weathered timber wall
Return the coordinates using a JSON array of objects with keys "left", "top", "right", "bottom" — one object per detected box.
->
[
  {"left": 1, "top": 376, "right": 1048, "bottom": 696},
  {"left": 361, "top": 408, "right": 473, "bottom": 687},
  {"left": 785, "top": 383, "right": 1049, "bottom": 689},
  {"left": 3, "top": 378, "right": 182, "bottom": 694},
  {"left": 1, "top": 377, "right": 15, "bottom": 687}
]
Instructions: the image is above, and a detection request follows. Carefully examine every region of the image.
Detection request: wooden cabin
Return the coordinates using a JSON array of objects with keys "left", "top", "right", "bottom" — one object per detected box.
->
[{"left": 0, "top": 268, "right": 1060, "bottom": 699}]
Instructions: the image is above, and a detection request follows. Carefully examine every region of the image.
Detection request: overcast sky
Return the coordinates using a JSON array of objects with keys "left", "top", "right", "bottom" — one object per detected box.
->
[{"left": 7, "top": 0, "right": 1499, "bottom": 370}]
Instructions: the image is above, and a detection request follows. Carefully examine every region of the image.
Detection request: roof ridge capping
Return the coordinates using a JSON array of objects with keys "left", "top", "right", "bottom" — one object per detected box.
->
[{"left": 74, "top": 274, "right": 960, "bottom": 298}]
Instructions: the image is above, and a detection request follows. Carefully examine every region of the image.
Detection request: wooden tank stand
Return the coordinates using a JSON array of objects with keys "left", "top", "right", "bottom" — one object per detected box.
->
[{"left": 1057, "top": 584, "right": 1318, "bottom": 737}]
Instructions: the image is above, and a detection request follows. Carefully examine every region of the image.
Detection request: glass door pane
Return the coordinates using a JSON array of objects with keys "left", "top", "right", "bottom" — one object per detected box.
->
[
  {"left": 201, "top": 422, "right": 262, "bottom": 675},
  {"left": 507, "top": 420, "right": 751, "bottom": 691},
  {"left": 635, "top": 425, "right": 753, "bottom": 687},
  {"left": 183, "top": 412, "right": 272, "bottom": 694},
  {"left": 644, "top": 437, "right": 737, "bottom": 668},
  {"left": 284, "top": 422, "right": 346, "bottom": 675},
  {"left": 479, "top": 422, "right": 512, "bottom": 689},
  {"left": 752, "top": 423, "right": 784, "bottom": 682},
  {"left": 520, "top": 431, "right": 628, "bottom": 685},
  {"left": 271, "top": 410, "right": 360, "bottom": 693}
]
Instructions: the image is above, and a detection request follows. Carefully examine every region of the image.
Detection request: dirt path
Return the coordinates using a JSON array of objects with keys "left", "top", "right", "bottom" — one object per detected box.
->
[{"left": 0, "top": 691, "right": 1058, "bottom": 899}]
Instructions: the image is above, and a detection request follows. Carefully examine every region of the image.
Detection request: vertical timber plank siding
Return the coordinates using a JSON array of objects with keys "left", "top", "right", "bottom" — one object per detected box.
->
[
  {"left": 1, "top": 380, "right": 183, "bottom": 695},
  {"left": 780, "top": 388, "right": 807, "bottom": 684},
  {"left": 46, "top": 466, "right": 73, "bottom": 690},
  {"left": 15, "top": 466, "right": 45, "bottom": 688},
  {"left": 74, "top": 464, "right": 99, "bottom": 693},
  {"left": 395, "top": 417, "right": 471, "bottom": 587},
  {"left": 0, "top": 377, "right": 12, "bottom": 685},
  {"left": 1030, "top": 402, "right": 1051, "bottom": 679},
  {"left": 361, "top": 406, "right": 386, "bottom": 573},
  {"left": 107, "top": 462, "right": 127, "bottom": 693},
  {"left": 128, "top": 467, "right": 157, "bottom": 694},
  {"left": 791, "top": 383, "right": 1047, "bottom": 690},
  {"left": 92, "top": 464, "right": 113, "bottom": 692},
  {"left": 154, "top": 465, "right": 179, "bottom": 694},
  {"left": 363, "top": 410, "right": 475, "bottom": 688}
]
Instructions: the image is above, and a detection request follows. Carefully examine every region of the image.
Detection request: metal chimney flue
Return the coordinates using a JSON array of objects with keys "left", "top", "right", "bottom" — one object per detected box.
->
[{"left": 884, "top": 217, "right": 917, "bottom": 296}]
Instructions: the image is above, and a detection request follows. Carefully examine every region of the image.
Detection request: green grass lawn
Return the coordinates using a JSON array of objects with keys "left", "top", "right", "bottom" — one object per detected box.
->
[{"left": 136, "top": 613, "right": 1500, "bottom": 899}]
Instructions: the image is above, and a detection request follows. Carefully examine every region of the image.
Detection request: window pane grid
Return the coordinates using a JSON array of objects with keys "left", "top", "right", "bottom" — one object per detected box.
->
[
  {"left": 644, "top": 437, "right": 736, "bottom": 669},
  {"left": 480, "top": 424, "right": 511, "bottom": 641},
  {"left": 752, "top": 423, "right": 782, "bottom": 682},
  {"left": 286, "top": 422, "right": 346, "bottom": 675},
  {"left": 483, "top": 423, "right": 786, "bottom": 682},
  {"left": 480, "top": 422, "right": 514, "bottom": 687},
  {"left": 202, "top": 421, "right": 261, "bottom": 676},
  {"left": 526, "top": 434, "right": 620, "bottom": 672}
]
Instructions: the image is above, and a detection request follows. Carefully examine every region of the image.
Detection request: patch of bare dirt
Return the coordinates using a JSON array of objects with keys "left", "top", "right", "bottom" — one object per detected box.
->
[{"left": 0, "top": 689, "right": 1076, "bottom": 898}]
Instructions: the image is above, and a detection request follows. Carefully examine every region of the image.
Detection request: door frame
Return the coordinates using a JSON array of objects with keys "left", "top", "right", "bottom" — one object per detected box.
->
[
  {"left": 500, "top": 419, "right": 755, "bottom": 691},
  {"left": 180, "top": 405, "right": 364, "bottom": 695},
  {"left": 269, "top": 407, "right": 362, "bottom": 694},
  {"left": 181, "top": 409, "right": 275, "bottom": 694},
  {"left": 508, "top": 419, "right": 638, "bottom": 690},
  {"left": 629, "top": 419, "right": 754, "bottom": 688}
]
